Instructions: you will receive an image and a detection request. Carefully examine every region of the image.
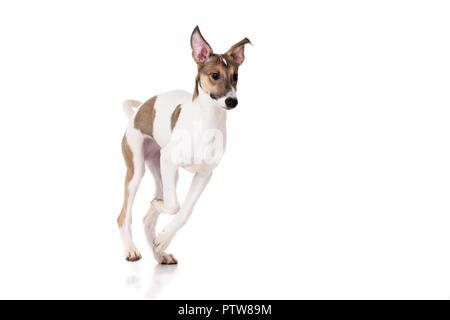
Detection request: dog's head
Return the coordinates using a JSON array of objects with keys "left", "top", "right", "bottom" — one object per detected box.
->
[{"left": 191, "top": 26, "right": 251, "bottom": 110}]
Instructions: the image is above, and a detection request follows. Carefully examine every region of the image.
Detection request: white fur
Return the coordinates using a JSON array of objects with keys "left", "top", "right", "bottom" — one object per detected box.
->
[
  {"left": 122, "top": 99, "right": 142, "bottom": 119},
  {"left": 221, "top": 55, "right": 228, "bottom": 67},
  {"left": 153, "top": 90, "right": 191, "bottom": 147},
  {"left": 120, "top": 86, "right": 230, "bottom": 263}
]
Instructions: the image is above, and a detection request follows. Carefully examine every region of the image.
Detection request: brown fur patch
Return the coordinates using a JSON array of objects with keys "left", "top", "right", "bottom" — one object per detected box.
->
[
  {"left": 134, "top": 96, "right": 157, "bottom": 136},
  {"left": 171, "top": 104, "right": 181, "bottom": 131},
  {"left": 117, "top": 135, "right": 134, "bottom": 228}
]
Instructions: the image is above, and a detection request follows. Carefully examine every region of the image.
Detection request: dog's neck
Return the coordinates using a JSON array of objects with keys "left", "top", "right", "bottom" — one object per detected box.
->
[{"left": 192, "top": 86, "right": 227, "bottom": 127}]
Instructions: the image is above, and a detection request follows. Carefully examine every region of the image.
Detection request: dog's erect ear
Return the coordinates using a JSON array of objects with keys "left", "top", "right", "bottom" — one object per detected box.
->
[
  {"left": 226, "top": 38, "right": 252, "bottom": 66},
  {"left": 191, "top": 26, "right": 213, "bottom": 64}
]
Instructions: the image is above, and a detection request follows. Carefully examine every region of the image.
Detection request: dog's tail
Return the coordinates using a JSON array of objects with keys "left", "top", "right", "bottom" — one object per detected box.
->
[{"left": 122, "top": 99, "right": 142, "bottom": 119}]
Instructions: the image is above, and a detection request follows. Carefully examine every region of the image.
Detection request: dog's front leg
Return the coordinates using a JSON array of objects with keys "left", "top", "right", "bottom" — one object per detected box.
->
[
  {"left": 154, "top": 171, "right": 212, "bottom": 258},
  {"left": 151, "top": 149, "right": 180, "bottom": 215},
  {"left": 143, "top": 206, "right": 178, "bottom": 264}
]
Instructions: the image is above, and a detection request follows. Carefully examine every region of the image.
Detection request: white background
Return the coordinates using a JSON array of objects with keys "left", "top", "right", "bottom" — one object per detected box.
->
[{"left": 0, "top": 0, "right": 449, "bottom": 299}]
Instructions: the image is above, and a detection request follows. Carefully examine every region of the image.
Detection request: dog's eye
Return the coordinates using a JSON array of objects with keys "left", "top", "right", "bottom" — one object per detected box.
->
[
  {"left": 211, "top": 73, "right": 220, "bottom": 80},
  {"left": 233, "top": 74, "right": 238, "bottom": 81}
]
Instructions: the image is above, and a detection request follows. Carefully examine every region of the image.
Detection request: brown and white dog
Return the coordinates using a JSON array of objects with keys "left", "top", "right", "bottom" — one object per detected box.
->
[{"left": 117, "top": 26, "right": 251, "bottom": 264}]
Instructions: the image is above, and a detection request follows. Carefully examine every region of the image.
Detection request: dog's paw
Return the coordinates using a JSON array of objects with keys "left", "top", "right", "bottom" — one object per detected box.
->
[
  {"left": 124, "top": 249, "right": 142, "bottom": 262},
  {"left": 151, "top": 199, "right": 179, "bottom": 215},
  {"left": 153, "top": 229, "right": 174, "bottom": 255},
  {"left": 157, "top": 253, "right": 178, "bottom": 265}
]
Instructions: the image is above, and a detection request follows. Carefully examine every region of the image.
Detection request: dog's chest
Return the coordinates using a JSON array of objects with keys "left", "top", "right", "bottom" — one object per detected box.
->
[
  {"left": 183, "top": 124, "right": 227, "bottom": 170},
  {"left": 178, "top": 103, "right": 227, "bottom": 157}
]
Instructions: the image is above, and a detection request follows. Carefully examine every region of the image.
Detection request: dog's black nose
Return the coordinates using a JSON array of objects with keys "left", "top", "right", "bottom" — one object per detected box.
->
[{"left": 225, "top": 98, "right": 238, "bottom": 108}]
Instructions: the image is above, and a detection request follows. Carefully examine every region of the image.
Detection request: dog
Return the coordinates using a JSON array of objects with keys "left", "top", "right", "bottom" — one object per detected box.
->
[{"left": 117, "top": 26, "right": 251, "bottom": 264}]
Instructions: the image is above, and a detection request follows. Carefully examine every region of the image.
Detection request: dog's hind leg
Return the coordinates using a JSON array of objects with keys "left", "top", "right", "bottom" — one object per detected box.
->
[{"left": 117, "top": 133, "right": 145, "bottom": 262}]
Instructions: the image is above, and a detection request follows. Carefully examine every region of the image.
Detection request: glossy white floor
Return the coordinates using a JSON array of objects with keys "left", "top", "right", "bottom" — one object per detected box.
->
[
  {"left": 1, "top": 1, "right": 450, "bottom": 299},
  {"left": 2, "top": 154, "right": 450, "bottom": 300}
]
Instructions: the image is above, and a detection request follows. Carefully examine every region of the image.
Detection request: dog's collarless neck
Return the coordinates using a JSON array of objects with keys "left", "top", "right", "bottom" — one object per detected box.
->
[{"left": 192, "top": 88, "right": 227, "bottom": 124}]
